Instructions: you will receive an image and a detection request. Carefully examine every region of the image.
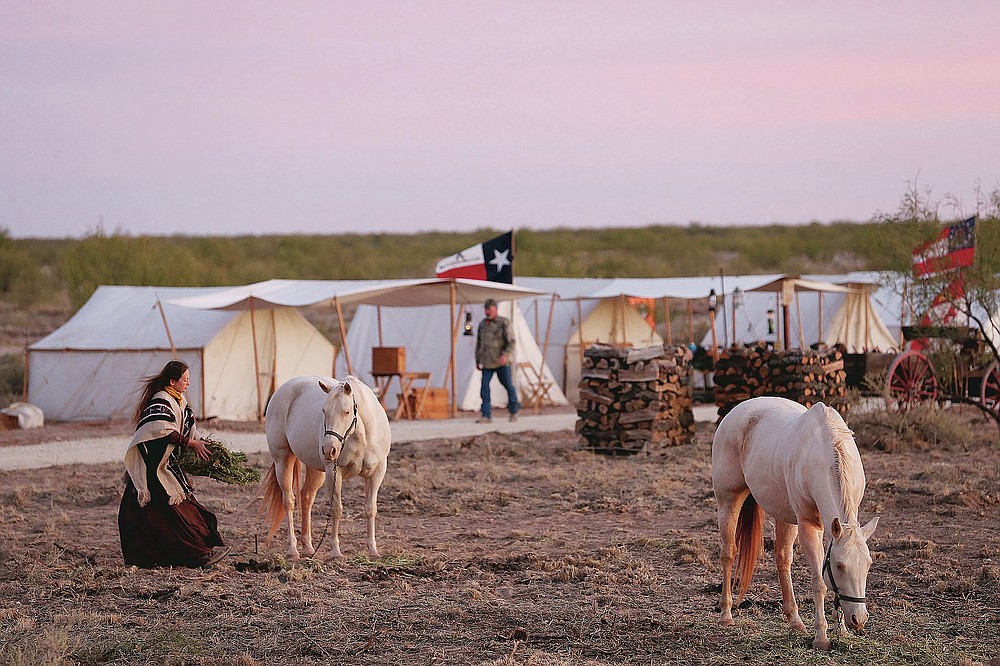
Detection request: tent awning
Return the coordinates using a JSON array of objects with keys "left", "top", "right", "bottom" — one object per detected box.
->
[
  {"left": 748, "top": 276, "right": 859, "bottom": 294},
  {"left": 517, "top": 275, "right": 785, "bottom": 301},
  {"left": 166, "top": 278, "right": 549, "bottom": 310}
]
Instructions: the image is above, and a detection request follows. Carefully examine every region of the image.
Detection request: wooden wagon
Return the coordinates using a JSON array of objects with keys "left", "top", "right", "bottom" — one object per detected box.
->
[{"left": 883, "top": 325, "right": 1000, "bottom": 413}]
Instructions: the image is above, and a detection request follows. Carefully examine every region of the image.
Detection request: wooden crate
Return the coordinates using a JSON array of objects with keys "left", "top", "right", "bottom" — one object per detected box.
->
[
  {"left": 409, "top": 387, "right": 449, "bottom": 419},
  {"left": 372, "top": 347, "right": 405, "bottom": 375}
]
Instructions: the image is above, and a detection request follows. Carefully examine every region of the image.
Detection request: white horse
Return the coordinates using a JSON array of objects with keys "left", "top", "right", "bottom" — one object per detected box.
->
[
  {"left": 260, "top": 375, "right": 391, "bottom": 559},
  {"left": 712, "top": 397, "right": 879, "bottom": 650}
]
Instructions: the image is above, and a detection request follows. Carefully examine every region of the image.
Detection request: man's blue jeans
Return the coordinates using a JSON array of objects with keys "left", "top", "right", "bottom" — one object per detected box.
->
[{"left": 480, "top": 364, "right": 521, "bottom": 419}]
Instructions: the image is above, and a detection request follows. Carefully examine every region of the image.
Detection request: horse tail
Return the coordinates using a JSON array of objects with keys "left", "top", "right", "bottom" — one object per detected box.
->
[
  {"left": 258, "top": 458, "right": 301, "bottom": 540},
  {"left": 733, "top": 492, "right": 765, "bottom": 604}
]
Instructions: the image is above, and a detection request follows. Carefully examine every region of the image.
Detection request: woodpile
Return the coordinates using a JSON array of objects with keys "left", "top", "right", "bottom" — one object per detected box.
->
[
  {"left": 714, "top": 345, "right": 850, "bottom": 418},
  {"left": 576, "top": 344, "right": 695, "bottom": 455}
]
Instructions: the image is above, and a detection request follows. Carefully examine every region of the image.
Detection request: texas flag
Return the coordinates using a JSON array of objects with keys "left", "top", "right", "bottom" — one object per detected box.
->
[{"left": 435, "top": 231, "right": 514, "bottom": 284}]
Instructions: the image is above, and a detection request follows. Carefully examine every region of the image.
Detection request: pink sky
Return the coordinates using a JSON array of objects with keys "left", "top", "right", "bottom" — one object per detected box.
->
[{"left": 3, "top": 2, "right": 999, "bottom": 238}]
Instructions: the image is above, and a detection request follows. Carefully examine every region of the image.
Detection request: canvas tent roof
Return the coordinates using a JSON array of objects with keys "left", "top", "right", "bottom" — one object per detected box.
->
[
  {"left": 167, "top": 277, "right": 550, "bottom": 417},
  {"left": 166, "top": 277, "right": 547, "bottom": 310},
  {"left": 28, "top": 285, "right": 336, "bottom": 421}
]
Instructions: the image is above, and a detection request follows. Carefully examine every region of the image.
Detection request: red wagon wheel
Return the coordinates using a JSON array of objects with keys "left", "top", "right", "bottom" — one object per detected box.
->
[
  {"left": 981, "top": 362, "right": 1000, "bottom": 413},
  {"left": 885, "top": 350, "right": 938, "bottom": 411}
]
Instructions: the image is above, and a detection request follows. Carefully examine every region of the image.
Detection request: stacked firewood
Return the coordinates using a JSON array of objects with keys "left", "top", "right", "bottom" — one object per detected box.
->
[
  {"left": 714, "top": 345, "right": 850, "bottom": 418},
  {"left": 712, "top": 344, "right": 774, "bottom": 418},
  {"left": 576, "top": 344, "right": 695, "bottom": 455}
]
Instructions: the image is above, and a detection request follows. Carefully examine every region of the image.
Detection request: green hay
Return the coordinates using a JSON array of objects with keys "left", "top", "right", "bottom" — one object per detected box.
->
[{"left": 178, "top": 433, "right": 261, "bottom": 486}]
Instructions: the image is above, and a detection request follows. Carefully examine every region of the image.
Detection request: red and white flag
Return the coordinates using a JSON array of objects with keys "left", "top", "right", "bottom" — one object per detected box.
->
[
  {"left": 435, "top": 231, "right": 514, "bottom": 284},
  {"left": 912, "top": 216, "right": 976, "bottom": 279},
  {"left": 910, "top": 276, "right": 968, "bottom": 351}
]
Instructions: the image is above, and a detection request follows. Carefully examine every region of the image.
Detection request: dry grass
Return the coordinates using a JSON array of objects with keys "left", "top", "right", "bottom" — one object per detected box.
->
[{"left": 1, "top": 416, "right": 998, "bottom": 665}]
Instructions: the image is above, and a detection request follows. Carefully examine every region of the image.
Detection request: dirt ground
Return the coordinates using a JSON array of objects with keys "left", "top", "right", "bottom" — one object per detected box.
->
[{"left": 1, "top": 414, "right": 998, "bottom": 665}]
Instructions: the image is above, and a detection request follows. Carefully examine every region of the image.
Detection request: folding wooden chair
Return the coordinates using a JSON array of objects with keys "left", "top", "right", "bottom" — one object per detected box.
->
[{"left": 517, "top": 361, "right": 556, "bottom": 409}]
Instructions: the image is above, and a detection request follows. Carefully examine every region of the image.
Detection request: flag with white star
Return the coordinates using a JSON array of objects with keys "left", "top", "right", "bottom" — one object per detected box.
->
[{"left": 435, "top": 231, "right": 514, "bottom": 283}]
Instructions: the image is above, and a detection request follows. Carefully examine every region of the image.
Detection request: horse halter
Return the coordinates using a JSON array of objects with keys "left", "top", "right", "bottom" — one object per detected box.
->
[
  {"left": 822, "top": 538, "right": 866, "bottom": 618},
  {"left": 322, "top": 398, "right": 358, "bottom": 459}
]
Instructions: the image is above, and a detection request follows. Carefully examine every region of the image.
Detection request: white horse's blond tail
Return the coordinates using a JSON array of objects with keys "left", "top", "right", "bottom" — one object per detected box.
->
[
  {"left": 733, "top": 493, "right": 765, "bottom": 604},
  {"left": 258, "top": 460, "right": 301, "bottom": 540}
]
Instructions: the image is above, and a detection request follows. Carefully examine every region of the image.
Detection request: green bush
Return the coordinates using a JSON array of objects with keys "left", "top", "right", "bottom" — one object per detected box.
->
[{"left": 0, "top": 353, "right": 24, "bottom": 409}]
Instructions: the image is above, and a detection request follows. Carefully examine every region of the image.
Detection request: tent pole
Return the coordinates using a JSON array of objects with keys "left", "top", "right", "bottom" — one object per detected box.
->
[
  {"left": 795, "top": 291, "right": 805, "bottom": 348},
  {"left": 155, "top": 298, "right": 178, "bottom": 359},
  {"left": 687, "top": 299, "right": 694, "bottom": 344},
  {"left": 720, "top": 269, "right": 729, "bottom": 347},
  {"left": 377, "top": 305, "right": 384, "bottom": 347},
  {"left": 576, "top": 298, "right": 585, "bottom": 367},
  {"left": 200, "top": 348, "right": 207, "bottom": 420},
  {"left": 663, "top": 297, "right": 672, "bottom": 345},
  {"left": 818, "top": 292, "right": 824, "bottom": 344},
  {"left": 443, "top": 304, "right": 464, "bottom": 391},
  {"left": 536, "top": 293, "right": 557, "bottom": 414},
  {"left": 270, "top": 310, "right": 278, "bottom": 396},
  {"left": 249, "top": 300, "right": 263, "bottom": 421},
  {"left": 449, "top": 282, "right": 457, "bottom": 417},
  {"left": 782, "top": 301, "right": 791, "bottom": 351},
  {"left": 334, "top": 296, "right": 353, "bottom": 377},
  {"left": 865, "top": 289, "right": 871, "bottom": 350}
]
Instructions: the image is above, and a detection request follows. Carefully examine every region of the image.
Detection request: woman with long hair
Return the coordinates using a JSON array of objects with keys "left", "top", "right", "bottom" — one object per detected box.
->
[{"left": 118, "top": 360, "right": 228, "bottom": 567}]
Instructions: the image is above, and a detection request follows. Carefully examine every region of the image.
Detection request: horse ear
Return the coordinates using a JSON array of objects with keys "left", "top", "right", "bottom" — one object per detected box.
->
[
  {"left": 861, "top": 516, "right": 879, "bottom": 540},
  {"left": 831, "top": 517, "right": 843, "bottom": 538},
  {"left": 318, "top": 380, "right": 332, "bottom": 394},
  {"left": 343, "top": 381, "right": 353, "bottom": 395}
]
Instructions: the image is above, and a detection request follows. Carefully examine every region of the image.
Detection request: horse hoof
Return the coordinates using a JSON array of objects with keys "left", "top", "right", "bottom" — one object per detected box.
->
[
  {"left": 720, "top": 617, "right": 735, "bottom": 627},
  {"left": 791, "top": 622, "right": 807, "bottom": 634},
  {"left": 812, "top": 637, "right": 831, "bottom": 651}
]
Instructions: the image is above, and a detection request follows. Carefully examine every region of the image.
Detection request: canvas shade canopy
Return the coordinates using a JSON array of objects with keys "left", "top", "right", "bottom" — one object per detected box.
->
[
  {"left": 515, "top": 275, "right": 784, "bottom": 401},
  {"left": 27, "top": 285, "right": 336, "bottom": 421},
  {"left": 698, "top": 272, "right": 900, "bottom": 353},
  {"left": 342, "top": 300, "right": 568, "bottom": 413},
  {"left": 168, "top": 277, "right": 549, "bottom": 416}
]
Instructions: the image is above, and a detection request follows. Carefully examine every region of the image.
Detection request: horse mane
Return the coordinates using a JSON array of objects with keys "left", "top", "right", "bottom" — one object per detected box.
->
[{"left": 824, "top": 406, "right": 861, "bottom": 517}]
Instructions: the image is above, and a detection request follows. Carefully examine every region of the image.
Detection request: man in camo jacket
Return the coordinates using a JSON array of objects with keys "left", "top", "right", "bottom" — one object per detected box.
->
[{"left": 475, "top": 298, "right": 521, "bottom": 423}]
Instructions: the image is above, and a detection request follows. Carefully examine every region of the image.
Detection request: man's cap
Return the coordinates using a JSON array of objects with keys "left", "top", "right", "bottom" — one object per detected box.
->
[{"left": 484, "top": 298, "right": 498, "bottom": 308}]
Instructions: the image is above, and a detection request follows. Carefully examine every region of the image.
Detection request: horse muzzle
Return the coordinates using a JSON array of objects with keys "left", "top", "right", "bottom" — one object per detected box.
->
[
  {"left": 847, "top": 608, "right": 868, "bottom": 634},
  {"left": 321, "top": 439, "right": 341, "bottom": 461}
]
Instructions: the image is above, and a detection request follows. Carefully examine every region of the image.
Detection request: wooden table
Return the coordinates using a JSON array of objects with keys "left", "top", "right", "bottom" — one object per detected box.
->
[{"left": 372, "top": 371, "right": 433, "bottom": 420}]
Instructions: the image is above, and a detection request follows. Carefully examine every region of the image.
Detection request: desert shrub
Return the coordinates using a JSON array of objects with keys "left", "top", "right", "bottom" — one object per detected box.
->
[
  {"left": 0, "top": 353, "right": 23, "bottom": 408},
  {"left": 850, "top": 404, "right": 995, "bottom": 453}
]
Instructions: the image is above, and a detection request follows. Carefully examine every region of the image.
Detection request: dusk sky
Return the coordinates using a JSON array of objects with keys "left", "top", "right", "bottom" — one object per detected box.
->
[{"left": 3, "top": 3, "right": 999, "bottom": 239}]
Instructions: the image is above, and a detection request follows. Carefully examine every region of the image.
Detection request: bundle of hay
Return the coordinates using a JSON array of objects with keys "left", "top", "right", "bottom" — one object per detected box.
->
[{"left": 179, "top": 433, "right": 261, "bottom": 486}]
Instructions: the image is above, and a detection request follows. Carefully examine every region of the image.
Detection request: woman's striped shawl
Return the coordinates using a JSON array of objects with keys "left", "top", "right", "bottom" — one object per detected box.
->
[{"left": 123, "top": 390, "right": 200, "bottom": 507}]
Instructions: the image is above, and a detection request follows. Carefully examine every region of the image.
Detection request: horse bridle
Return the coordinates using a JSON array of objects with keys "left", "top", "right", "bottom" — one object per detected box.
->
[
  {"left": 322, "top": 398, "right": 358, "bottom": 459},
  {"left": 822, "top": 538, "right": 866, "bottom": 620}
]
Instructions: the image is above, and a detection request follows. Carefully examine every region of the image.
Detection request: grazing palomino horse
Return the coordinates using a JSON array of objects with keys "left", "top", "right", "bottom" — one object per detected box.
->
[
  {"left": 260, "top": 376, "right": 391, "bottom": 559},
  {"left": 712, "top": 397, "right": 879, "bottom": 650}
]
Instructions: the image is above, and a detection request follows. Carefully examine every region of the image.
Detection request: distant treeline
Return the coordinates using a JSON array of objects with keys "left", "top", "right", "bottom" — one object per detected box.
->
[{"left": 2, "top": 216, "right": 998, "bottom": 313}]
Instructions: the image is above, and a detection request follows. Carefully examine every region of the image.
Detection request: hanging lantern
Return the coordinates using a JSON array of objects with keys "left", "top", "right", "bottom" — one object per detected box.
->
[{"left": 463, "top": 311, "right": 474, "bottom": 336}]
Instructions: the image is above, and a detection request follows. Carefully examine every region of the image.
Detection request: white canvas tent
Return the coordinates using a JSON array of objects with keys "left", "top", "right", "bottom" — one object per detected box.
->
[
  {"left": 27, "top": 285, "right": 336, "bottom": 421},
  {"left": 341, "top": 300, "right": 568, "bottom": 411}
]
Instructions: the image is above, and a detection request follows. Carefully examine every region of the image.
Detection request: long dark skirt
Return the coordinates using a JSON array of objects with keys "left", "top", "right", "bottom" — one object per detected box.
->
[{"left": 118, "top": 439, "right": 224, "bottom": 568}]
